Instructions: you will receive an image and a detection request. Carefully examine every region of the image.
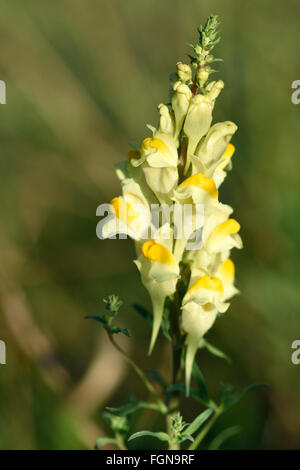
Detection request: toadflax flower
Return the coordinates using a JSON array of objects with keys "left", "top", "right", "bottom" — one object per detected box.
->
[
  {"left": 99, "top": 15, "right": 242, "bottom": 393},
  {"left": 135, "top": 231, "right": 180, "bottom": 354}
]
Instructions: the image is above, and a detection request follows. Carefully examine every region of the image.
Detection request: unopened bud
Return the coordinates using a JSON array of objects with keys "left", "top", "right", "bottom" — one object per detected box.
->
[
  {"left": 176, "top": 62, "right": 192, "bottom": 83},
  {"left": 158, "top": 104, "right": 174, "bottom": 134},
  {"left": 172, "top": 81, "right": 192, "bottom": 139},
  {"left": 194, "top": 45, "right": 202, "bottom": 55},
  {"left": 184, "top": 94, "right": 213, "bottom": 172},
  {"left": 196, "top": 65, "right": 210, "bottom": 88},
  {"left": 195, "top": 121, "right": 237, "bottom": 166},
  {"left": 206, "top": 80, "right": 224, "bottom": 104}
]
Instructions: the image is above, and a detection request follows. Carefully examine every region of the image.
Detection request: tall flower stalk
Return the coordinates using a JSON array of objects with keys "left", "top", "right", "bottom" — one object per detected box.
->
[{"left": 91, "top": 16, "right": 261, "bottom": 451}]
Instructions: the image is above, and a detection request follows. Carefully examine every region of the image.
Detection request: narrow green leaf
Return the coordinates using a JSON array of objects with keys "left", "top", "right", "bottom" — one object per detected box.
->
[
  {"left": 106, "top": 400, "right": 162, "bottom": 417},
  {"left": 121, "top": 328, "right": 131, "bottom": 337},
  {"left": 128, "top": 431, "right": 170, "bottom": 442},
  {"left": 221, "top": 383, "right": 266, "bottom": 411},
  {"left": 192, "top": 363, "right": 210, "bottom": 406},
  {"left": 181, "top": 434, "right": 194, "bottom": 443},
  {"left": 208, "top": 425, "right": 242, "bottom": 450},
  {"left": 85, "top": 314, "right": 107, "bottom": 325},
  {"left": 132, "top": 304, "right": 152, "bottom": 324},
  {"left": 185, "top": 408, "right": 214, "bottom": 435},
  {"left": 148, "top": 369, "right": 167, "bottom": 390},
  {"left": 161, "top": 315, "right": 171, "bottom": 341},
  {"left": 202, "top": 339, "right": 231, "bottom": 364},
  {"left": 166, "top": 383, "right": 216, "bottom": 408}
]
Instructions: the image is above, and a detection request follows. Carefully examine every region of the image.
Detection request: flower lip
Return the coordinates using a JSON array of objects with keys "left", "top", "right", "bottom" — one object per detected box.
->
[
  {"left": 188, "top": 275, "right": 223, "bottom": 294},
  {"left": 180, "top": 172, "right": 218, "bottom": 198},
  {"left": 221, "top": 143, "right": 235, "bottom": 160},
  {"left": 110, "top": 197, "right": 138, "bottom": 224},
  {"left": 141, "top": 241, "right": 174, "bottom": 265},
  {"left": 141, "top": 137, "right": 170, "bottom": 155},
  {"left": 213, "top": 218, "right": 240, "bottom": 237},
  {"left": 219, "top": 258, "right": 235, "bottom": 284}
]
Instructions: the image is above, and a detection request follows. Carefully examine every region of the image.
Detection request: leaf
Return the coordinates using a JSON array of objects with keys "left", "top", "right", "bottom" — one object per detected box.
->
[
  {"left": 208, "top": 425, "right": 242, "bottom": 450},
  {"left": 148, "top": 369, "right": 167, "bottom": 390},
  {"left": 132, "top": 303, "right": 152, "bottom": 324},
  {"left": 86, "top": 311, "right": 130, "bottom": 337},
  {"left": 166, "top": 383, "right": 214, "bottom": 407},
  {"left": 102, "top": 412, "right": 129, "bottom": 433},
  {"left": 161, "top": 314, "right": 171, "bottom": 341},
  {"left": 220, "top": 382, "right": 266, "bottom": 411},
  {"left": 85, "top": 314, "right": 107, "bottom": 325},
  {"left": 95, "top": 437, "right": 117, "bottom": 450},
  {"left": 181, "top": 434, "right": 194, "bottom": 443},
  {"left": 202, "top": 339, "right": 231, "bottom": 364},
  {"left": 185, "top": 408, "right": 214, "bottom": 435},
  {"left": 106, "top": 400, "right": 163, "bottom": 417},
  {"left": 192, "top": 363, "right": 211, "bottom": 406},
  {"left": 128, "top": 431, "right": 170, "bottom": 443}
]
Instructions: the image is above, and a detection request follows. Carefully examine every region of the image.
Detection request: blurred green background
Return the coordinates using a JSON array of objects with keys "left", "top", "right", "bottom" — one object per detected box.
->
[{"left": 0, "top": 0, "right": 300, "bottom": 450}]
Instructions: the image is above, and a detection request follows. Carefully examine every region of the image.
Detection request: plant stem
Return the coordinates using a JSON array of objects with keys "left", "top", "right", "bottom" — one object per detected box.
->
[
  {"left": 178, "top": 136, "right": 187, "bottom": 184},
  {"left": 188, "top": 405, "right": 223, "bottom": 450},
  {"left": 115, "top": 432, "right": 127, "bottom": 450},
  {"left": 166, "top": 276, "right": 187, "bottom": 449},
  {"left": 107, "top": 332, "right": 168, "bottom": 414},
  {"left": 166, "top": 399, "right": 180, "bottom": 450}
]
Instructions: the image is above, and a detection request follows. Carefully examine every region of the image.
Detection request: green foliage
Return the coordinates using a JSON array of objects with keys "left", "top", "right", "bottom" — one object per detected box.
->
[
  {"left": 85, "top": 295, "right": 130, "bottom": 337},
  {"left": 200, "top": 338, "right": 232, "bottom": 364},
  {"left": 192, "top": 362, "right": 214, "bottom": 407},
  {"left": 170, "top": 413, "right": 194, "bottom": 445},
  {"left": 128, "top": 431, "right": 170, "bottom": 443},
  {"left": 103, "top": 295, "right": 123, "bottom": 316},
  {"left": 219, "top": 383, "right": 266, "bottom": 412},
  {"left": 208, "top": 426, "right": 242, "bottom": 450},
  {"left": 102, "top": 411, "right": 129, "bottom": 434},
  {"left": 185, "top": 408, "right": 214, "bottom": 435},
  {"left": 188, "top": 15, "right": 222, "bottom": 66}
]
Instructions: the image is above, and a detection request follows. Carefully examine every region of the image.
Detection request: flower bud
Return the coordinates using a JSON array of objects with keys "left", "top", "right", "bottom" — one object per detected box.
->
[
  {"left": 195, "top": 121, "right": 237, "bottom": 167},
  {"left": 183, "top": 94, "right": 213, "bottom": 171},
  {"left": 176, "top": 62, "right": 192, "bottom": 83},
  {"left": 196, "top": 65, "right": 210, "bottom": 88},
  {"left": 172, "top": 81, "right": 192, "bottom": 139},
  {"left": 206, "top": 80, "right": 224, "bottom": 104},
  {"left": 158, "top": 103, "right": 174, "bottom": 134}
]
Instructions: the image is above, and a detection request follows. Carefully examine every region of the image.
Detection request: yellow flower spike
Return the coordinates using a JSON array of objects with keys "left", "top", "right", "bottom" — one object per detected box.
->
[
  {"left": 188, "top": 275, "right": 224, "bottom": 294},
  {"left": 221, "top": 143, "right": 235, "bottom": 160},
  {"left": 142, "top": 241, "right": 174, "bottom": 266},
  {"left": 180, "top": 173, "right": 218, "bottom": 198},
  {"left": 110, "top": 197, "right": 138, "bottom": 224}
]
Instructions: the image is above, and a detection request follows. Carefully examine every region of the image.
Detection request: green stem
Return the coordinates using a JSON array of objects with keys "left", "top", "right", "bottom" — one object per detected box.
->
[
  {"left": 107, "top": 333, "right": 168, "bottom": 414},
  {"left": 188, "top": 405, "right": 223, "bottom": 450},
  {"left": 115, "top": 432, "right": 127, "bottom": 450},
  {"left": 166, "top": 401, "right": 180, "bottom": 450}
]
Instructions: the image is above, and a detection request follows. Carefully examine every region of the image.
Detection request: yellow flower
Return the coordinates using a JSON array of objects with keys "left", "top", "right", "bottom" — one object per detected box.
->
[
  {"left": 181, "top": 274, "right": 229, "bottom": 394},
  {"left": 135, "top": 237, "right": 179, "bottom": 354}
]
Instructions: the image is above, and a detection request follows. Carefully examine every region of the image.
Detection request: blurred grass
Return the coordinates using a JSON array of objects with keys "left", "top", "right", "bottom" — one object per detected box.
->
[{"left": 0, "top": 0, "right": 300, "bottom": 449}]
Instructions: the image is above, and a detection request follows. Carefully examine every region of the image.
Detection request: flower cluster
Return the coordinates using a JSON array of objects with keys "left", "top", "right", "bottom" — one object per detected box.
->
[{"left": 101, "top": 16, "right": 242, "bottom": 393}]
